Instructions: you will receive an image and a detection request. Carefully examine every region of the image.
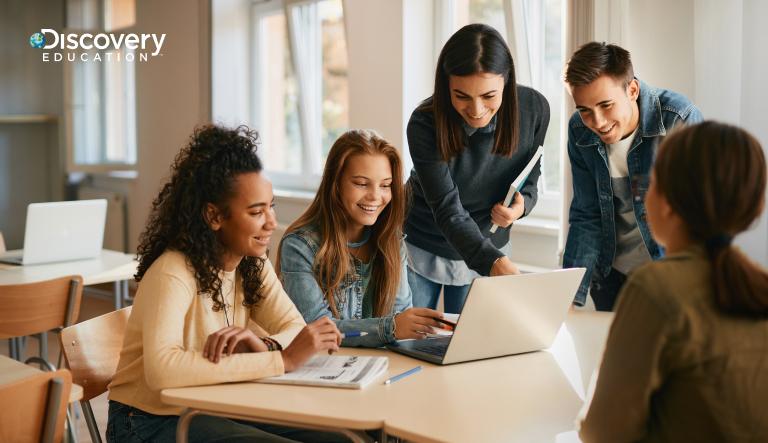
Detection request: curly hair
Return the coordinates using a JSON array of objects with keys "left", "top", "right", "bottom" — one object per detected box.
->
[{"left": 135, "top": 124, "right": 267, "bottom": 311}]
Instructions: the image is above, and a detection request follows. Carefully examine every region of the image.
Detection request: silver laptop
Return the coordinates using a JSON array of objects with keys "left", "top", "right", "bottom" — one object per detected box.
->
[
  {"left": 387, "top": 268, "right": 586, "bottom": 365},
  {"left": 0, "top": 199, "right": 107, "bottom": 265}
]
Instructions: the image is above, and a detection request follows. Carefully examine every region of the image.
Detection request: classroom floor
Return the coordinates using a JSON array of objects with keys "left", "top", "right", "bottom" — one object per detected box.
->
[{"left": 1, "top": 289, "right": 118, "bottom": 442}]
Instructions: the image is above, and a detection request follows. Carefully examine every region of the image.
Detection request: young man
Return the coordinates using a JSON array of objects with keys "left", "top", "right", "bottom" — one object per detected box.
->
[{"left": 563, "top": 42, "right": 703, "bottom": 311}]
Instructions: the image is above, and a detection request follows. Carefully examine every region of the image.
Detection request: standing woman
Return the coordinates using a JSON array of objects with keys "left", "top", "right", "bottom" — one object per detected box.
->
[{"left": 406, "top": 23, "right": 550, "bottom": 312}]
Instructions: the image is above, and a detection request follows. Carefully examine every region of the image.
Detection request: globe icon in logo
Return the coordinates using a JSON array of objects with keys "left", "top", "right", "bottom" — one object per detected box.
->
[{"left": 29, "top": 32, "right": 45, "bottom": 48}]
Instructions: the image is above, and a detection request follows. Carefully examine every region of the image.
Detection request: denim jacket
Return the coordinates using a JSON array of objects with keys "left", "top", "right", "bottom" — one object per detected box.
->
[
  {"left": 278, "top": 225, "right": 412, "bottom": 347},
  {"left": 563, "top": 80, "right": 703, "bottom": 305}
]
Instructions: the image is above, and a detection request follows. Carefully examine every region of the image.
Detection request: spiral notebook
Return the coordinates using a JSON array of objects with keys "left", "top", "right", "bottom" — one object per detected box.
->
[{"left": 257, "top": 355, "right": 388, "bottom": 389}]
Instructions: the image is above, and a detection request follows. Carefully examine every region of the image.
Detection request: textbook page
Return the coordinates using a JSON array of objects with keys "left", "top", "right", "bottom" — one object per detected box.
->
[{"left": 257, "top": 355, "right": 388, "bottom": 389}]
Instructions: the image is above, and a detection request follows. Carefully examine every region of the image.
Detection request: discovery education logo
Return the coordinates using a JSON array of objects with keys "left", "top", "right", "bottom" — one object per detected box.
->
[{"left": 29, "top": 29, "right": 166, "bottom": 62}]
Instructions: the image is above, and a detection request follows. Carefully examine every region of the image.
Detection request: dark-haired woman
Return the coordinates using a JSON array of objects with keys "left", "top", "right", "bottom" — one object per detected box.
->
[
  {"left": 107, "top": 125, "right": 344, "bottom": 442},
  {"left": 580, "top": 121, "right": 768, "bottom": 442},
  {"left": 406, "top": 23, "right": 550, "bottom": 313}
]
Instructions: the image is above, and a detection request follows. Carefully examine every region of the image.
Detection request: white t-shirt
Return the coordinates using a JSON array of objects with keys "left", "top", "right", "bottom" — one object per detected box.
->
[{"left": 607, "top": 127, "right": 651, "bottom": 275}]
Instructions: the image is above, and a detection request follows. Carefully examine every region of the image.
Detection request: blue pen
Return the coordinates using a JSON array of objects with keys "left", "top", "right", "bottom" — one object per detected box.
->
[
  {"left": 340, "top": 331, "right": 368, "bottom": 339},
  {"left": 383, "top": 366, "right": 422, "bottom": 385}
]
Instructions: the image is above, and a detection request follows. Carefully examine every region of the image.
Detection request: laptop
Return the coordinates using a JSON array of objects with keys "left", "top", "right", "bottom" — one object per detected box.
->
[
  {"left": 387, "top": 268, "right": 586, "bottom": 365},
  {"left": 0, "top": 199, "right": 107, "bottom": 265}
]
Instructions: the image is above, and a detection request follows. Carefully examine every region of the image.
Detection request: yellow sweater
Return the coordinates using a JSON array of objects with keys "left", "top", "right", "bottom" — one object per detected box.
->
[{"left": 108, "top": 250, "right": 306, "bottom": 415}]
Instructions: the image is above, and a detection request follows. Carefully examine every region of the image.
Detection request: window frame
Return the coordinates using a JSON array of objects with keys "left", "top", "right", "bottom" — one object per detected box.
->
[
  {"left": 249, "top": 0, "right": 346, "bottom": 192},
  {"left": 63, "top": 0, "right": 138, "bottom": 174}
]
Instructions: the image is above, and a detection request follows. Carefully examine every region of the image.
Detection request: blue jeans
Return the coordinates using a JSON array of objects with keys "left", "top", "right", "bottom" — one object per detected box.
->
[
  {"left": 407, "top": 268, "right": 471, "bottom": 314},
  {"left": 106, "top": 401, "right": 348, "bottom": 443}
]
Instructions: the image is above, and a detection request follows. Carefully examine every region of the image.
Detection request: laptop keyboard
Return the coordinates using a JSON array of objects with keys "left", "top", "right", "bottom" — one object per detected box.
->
[{"left": 412, "top": 338, "right": 450, "bottom": 356}]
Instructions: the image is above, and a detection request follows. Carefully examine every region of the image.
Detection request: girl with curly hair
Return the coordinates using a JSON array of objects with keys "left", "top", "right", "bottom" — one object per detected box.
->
[
  {"left": 276, "top": 129, "right": 445, "bottom": 348},
  {"left": 580, "top": 121, "right": 768, "bottom": 442},
  {"left": 107, "top": 125, "right": 343, "bottom": 443}
]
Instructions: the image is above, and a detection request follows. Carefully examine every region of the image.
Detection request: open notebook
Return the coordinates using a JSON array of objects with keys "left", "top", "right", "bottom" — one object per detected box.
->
[{"left": 257, "top": 355, "right": 388, "bottom": 389}]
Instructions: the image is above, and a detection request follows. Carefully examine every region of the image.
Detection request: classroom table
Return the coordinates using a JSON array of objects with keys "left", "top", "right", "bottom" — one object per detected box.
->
[
  {"left": 0, "top": 249, "right": 137, "bottom": 309},
  {"left": 161, "top": 311, "right": 614, "bottom": 443}
]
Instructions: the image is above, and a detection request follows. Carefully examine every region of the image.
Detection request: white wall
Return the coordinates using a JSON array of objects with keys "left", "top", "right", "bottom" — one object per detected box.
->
[
  {"left": 128, "top": 0, "right": 211, "bottom": 251},
  {"left": 0, "top": 0, "right": 65, "bottom": 248},
  {"left": 344, "top": 0, "right": 405, "bottom": 148},
  {"left": 737, "top": 0, "right": 768, "bottom": 265},
  {"left": 622, "top": 0, "right": 768, "bottom": 267}
]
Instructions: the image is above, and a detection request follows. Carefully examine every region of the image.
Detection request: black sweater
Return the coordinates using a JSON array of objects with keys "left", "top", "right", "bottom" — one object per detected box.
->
[{"left": 405, "top": 85, "right": 550, "bottom": 276}]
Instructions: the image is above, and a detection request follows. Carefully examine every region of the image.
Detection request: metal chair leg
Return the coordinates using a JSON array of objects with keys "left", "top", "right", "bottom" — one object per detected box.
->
[{"left": 81, "top": 400, "right": 103, "bottom": 443}]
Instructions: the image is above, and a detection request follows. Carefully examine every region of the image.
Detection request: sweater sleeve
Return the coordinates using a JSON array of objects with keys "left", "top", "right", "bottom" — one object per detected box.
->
[
  {"left": 407, "top": 111, "right": 504, "bottom": 275},
  {"left": 250, "top": 258, "right": 307, "bottom": 348},
  {"left": 140, "top": 269, "right": 286, "bottom": 391}
]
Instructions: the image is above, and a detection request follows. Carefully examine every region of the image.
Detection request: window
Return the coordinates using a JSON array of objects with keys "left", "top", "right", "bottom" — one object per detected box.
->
[
  {"left": 215, "top": 0, "right": 349, "bottom": 190},
  {"left": 65, "top": 0, "right": 137, "bottom": 172},
  {"left": 447, "top": 0, "right": 565, "bottom": 219}
]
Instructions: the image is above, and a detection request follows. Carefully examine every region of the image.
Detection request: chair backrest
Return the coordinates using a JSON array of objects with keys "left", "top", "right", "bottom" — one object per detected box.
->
[
  {"left": 60, "top": 306, "right": 132, "bottom": 401},
  {"left": 0, "top": 368, "right": 73, "bottom": 443},
  {"left": 0, "top": 276, "right": 84, "bottom": 339}
]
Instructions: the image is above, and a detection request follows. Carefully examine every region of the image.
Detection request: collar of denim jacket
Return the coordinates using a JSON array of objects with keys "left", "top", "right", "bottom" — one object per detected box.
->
[{"left": 573, "top": 78, "right": 665, "bottom": 148}]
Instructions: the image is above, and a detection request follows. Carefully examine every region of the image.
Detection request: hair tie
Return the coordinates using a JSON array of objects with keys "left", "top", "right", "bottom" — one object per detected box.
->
[{"left": 705, "top": 234, "right": 733, "bottom": 251}]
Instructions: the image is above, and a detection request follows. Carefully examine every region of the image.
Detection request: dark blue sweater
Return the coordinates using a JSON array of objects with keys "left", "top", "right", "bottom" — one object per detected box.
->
[{"left": 405, "top": 85, "right": 550, "bottom": 276}]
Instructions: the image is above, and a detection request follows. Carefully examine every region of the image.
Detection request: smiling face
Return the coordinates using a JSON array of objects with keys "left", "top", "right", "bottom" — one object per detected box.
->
[
  {"left": 448, "top": 72, "right": 505, "bottom": 128},
  {"left": 339, "top": 153, "right": 393, "bottom": 241},
  {"left": 571, "top": 75, "right": 640, "bottom": 145},
  {"left": 206, "top": 171, "right": 276, "bottom": 270}
]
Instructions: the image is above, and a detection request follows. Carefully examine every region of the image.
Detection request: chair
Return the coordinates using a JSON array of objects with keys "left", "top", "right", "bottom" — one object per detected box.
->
[
  {"left": 60, "top": 306, "right": 132, "bottom": 443},
  {"left": 0, "top": 276, "right": 83, "bottom": 366},
  {"left": 0, "top": 368, "right": 73, "bottom": 443}
]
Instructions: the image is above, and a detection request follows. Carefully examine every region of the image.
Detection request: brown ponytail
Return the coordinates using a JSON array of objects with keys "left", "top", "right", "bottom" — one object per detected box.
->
[{"left": 654, "top": 121, "right": 768, "bottom": 317}]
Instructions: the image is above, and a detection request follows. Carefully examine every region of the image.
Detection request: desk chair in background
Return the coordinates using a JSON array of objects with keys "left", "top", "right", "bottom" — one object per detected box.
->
[
  {"left": 61, "top": 306, "right": 132, "bottom": 443},
  {"left": 0, "top": 276, "right": 83, "bottom": 366},
  {"left": 0, "top": 368, "right": 73, "bottom": 443}
]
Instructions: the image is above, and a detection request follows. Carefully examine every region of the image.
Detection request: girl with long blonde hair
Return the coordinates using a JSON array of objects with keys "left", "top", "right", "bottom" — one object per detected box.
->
[{"left": 277, "top": 129, "right": 444, "bottom": 347}]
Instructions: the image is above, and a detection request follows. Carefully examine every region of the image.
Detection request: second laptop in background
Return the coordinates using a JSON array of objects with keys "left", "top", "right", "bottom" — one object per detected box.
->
[{"left": 0, "top": 199, "right": 107, "bottom": 265}]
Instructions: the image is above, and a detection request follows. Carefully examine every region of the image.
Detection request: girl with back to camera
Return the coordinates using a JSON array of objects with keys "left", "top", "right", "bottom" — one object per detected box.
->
[
  {"left": 405, "top": 23, "right": 550, "bottom": 313},
  {"left": 580, "top": 121, "right": 768, "bottom": 442}
]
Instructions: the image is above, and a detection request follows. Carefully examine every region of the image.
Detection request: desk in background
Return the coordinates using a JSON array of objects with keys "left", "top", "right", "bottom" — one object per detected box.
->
[
  {"left": 162, "top": 311, "right": 614, "bottom": 443},
  {"left": 0, "top": 249, "right": 137, "bottom": 309}
]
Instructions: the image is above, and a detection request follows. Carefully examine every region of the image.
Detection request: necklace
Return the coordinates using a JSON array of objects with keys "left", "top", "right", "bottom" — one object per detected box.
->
[
  {"left": 221, "top": 271, "right": 236, "bottom": 327},
  {"left": 347, "top": 227, "right": 372, "bottom": 249}
]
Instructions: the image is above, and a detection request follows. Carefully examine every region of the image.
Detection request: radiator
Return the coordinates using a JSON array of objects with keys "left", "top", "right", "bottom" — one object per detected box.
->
[{"left": 77, "top": 187, "right": 127, "bottom": 252}]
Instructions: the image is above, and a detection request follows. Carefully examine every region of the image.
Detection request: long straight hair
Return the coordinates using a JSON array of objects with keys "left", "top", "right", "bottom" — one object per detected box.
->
[
  {"left": 421, "top": 23, "right": 519, "bottom": 161},
  {"left": 654, "top": 121, "right": 768, "bottom": 317},
  {"left": 276, "top": 130, "right": 406, "bottom": 318}
]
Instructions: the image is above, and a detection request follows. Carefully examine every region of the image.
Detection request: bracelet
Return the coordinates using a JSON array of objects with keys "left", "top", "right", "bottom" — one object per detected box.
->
[
  {"left": 261, "top": 337, "right": 282, "bottom": 352},
  {"left": 391, "top": 314, "right": 398, "bottom": 338}
]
